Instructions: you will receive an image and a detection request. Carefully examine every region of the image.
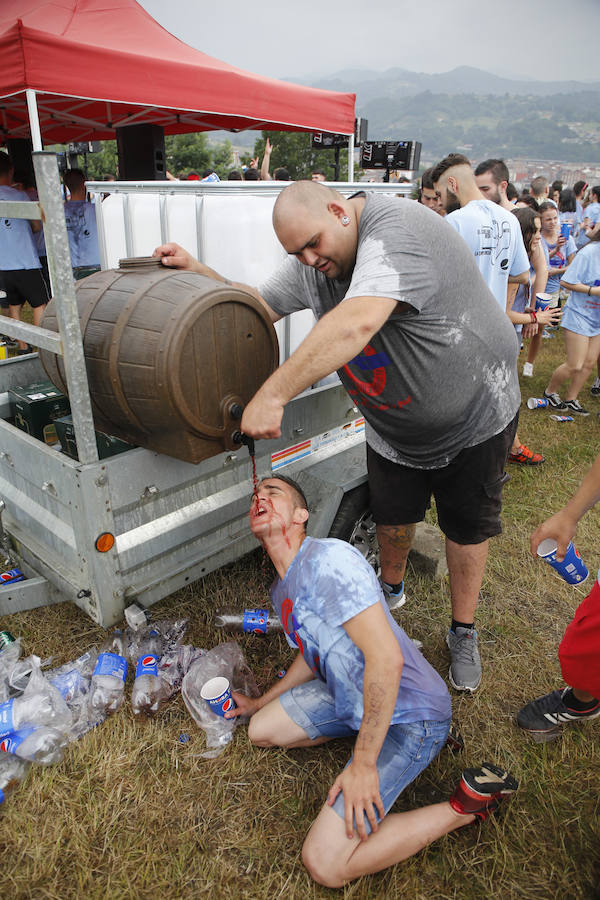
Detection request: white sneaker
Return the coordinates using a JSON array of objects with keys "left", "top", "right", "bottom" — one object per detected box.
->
[{"left": 523, "top": 362, "right": 534, "bottom": 377}]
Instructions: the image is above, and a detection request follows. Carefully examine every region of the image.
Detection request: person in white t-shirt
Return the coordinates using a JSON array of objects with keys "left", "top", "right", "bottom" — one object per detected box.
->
[
  {"left": 432, "top": 153, "right": 544, "bottom": 466},
  {"left": 0, "top": 152, "right": 49, "bottom": 352}
]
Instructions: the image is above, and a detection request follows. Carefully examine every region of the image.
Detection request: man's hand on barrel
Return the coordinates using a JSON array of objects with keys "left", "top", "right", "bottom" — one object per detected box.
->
[
  {"left": 153, "top": 242, "right": 202, "bottom": 271},
  {"left": 241, "top": 386, "right": 285, "bottom": 440}
]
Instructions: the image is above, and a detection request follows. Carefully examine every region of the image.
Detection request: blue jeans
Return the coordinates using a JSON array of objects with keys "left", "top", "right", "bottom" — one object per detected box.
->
[{"left": 280, "top": 680, "right": 451, "bottom": 834}]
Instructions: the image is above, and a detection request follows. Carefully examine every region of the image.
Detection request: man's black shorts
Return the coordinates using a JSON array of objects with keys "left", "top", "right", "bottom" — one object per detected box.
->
[
  {"left": 367, "top": 413, "right": 519, "bottom": 545},
  {"left": 0, "top": 269, "right": 49, "bottom": 310}
]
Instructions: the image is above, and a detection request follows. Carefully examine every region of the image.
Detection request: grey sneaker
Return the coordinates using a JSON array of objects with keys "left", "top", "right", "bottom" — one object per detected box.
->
[
  {"left": 590, "top": 377, "right": 600, "bottom": 396},
  {"left": 446, "top": 627, "right": 482, "bottom": 692}
]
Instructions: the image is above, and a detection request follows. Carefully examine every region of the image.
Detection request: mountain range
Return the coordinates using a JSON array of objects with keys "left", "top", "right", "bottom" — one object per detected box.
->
[{"left": 295, "top": 66, "right": 600, "bottom": 163}]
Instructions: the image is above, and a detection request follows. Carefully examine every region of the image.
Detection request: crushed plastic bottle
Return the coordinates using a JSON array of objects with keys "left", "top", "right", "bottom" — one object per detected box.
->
[
  {"left": 47, "top": 649, "right": 101, "bottom": 740},
  {"left": 0, "top": 724, "right": 68, "bottom": 764},
  {"left": 0, "top": 635, "right": 21, "bottom": 702},
  {"left": 0, "top": 663, "right": 71, "bottom": 739},
  {"left": 89, "top": 630, "right": 128, "bottom": 715},
  {"left": 0, "top": 753, "right": 30, "bottom": 805},
  {"left": 214, "top": 608, "right": 283, "bottom": 634}
]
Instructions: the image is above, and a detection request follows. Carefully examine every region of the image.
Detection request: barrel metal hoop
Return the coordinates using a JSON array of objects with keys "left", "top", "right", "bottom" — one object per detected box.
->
[{"left": 108, "top": 269, "right": 175, "bottom": 436}]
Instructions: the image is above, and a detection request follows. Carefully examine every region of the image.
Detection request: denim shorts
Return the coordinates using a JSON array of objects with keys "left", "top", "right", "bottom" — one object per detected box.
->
[{"left": 280, "top": 680, "right": 451, "bottom": 834}]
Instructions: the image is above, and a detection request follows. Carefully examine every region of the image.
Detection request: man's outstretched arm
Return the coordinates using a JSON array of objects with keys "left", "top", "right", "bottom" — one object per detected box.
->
[
  {"left": 327, "top": 603, "right": 403, "bottom": 841},
  {"left": 153, "top": 242, "right": 280, "bottom": 323},
  {"left": 241, "top": 295, "right": 399, "bottom": 439}
]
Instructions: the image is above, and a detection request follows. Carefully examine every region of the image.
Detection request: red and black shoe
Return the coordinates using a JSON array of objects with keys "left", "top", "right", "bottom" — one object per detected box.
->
[
  {"left": 449, "top": 762, "right": 519, "bottom": 821},
  {"left": 508, "top": 444, "right": 544, "bottom": 466}
]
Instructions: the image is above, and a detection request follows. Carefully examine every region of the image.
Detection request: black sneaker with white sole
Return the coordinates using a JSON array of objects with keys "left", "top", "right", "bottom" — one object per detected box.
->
[
  {"left": 590, "top": 377, "right": 600, "bottom": 396},
  {"left": 543, "top": 390, "right": 566, "bottom": 410},
  {"left": 564, "top": 399, "right": 590, "bottom": 416},
  {"left": 516, "top": 687, "right": 600, "bottom": 742}
]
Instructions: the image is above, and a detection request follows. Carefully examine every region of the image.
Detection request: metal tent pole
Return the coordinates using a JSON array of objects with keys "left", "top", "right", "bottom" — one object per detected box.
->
[
  {"left": 25, "top": 89, "right": 43, "bottom": 151},
  {"left": 347, "top": 134, "right": 355, "bottom": 182}
]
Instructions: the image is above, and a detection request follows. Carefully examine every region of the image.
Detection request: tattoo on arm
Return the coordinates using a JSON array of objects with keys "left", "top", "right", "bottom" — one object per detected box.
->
[{"left": 356, "top": 682, "right": 386, "bottom": 749}]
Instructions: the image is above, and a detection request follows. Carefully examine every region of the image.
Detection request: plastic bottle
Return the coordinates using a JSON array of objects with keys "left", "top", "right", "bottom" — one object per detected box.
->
[
  {"left": 214, "top": 608, "right": 283, "bottom": 634},
  {"left": 0, "top": 670, "right": 71, "bottom": 739},
  {"left": 89, "top": 630, "right": 128, "bottom": 715},
  {"left": 0, "top": 635, "right": 21, "bottom": 702},
  {"left": 130, "top": 628, "right": 167, "bottom": 716},
  {"left": 47, "top": 649, "right": 101, "bottom": 740},
  {"left": 0, "top": 753, "right": 30, "bottom": 805},
  {"left": 0, "top": 724, "right": 68, "bottom": 764}
]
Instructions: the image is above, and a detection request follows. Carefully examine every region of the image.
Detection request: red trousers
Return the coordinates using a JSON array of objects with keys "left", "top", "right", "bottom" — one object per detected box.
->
[{"left": 559, "top": 577, "right": 600, "bottom": 698}]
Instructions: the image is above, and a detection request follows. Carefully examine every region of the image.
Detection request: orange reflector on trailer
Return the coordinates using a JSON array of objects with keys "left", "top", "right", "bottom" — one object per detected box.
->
[{"left": 95, "top": 532, "right": 115, "bottom": 552}]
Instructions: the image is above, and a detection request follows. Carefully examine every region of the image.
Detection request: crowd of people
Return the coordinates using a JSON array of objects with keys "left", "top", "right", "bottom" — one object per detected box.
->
[
  {"left": 1, "top": 145, "right": 599, "bottom": 888},
  {"left": 0, "top": 155, "right": 101, "bottom": 352}
]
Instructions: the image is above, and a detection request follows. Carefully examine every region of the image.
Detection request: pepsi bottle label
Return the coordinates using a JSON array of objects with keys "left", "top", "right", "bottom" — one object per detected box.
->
[
  {"left": 243, "top": 608, "right": 269, "bottom": 633},
  {"left": 0, "top": 725, "right": 36, "bottom": 755},
  {"left": 0, "top": 569, "right": 24, "bottom": 586},
  {"left": 94, "top": 652, "right": 128, "bottom": 682},
  {"left": 135, "top": 654, "right": 159, "bottom": 678},
  {"left": 0, "top": 699, "right": 15, "bottom": 739}
]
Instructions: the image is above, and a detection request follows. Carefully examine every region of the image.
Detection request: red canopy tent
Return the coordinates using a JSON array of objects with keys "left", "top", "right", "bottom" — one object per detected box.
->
[{"left": 0, "top": 0, "right": 356, "bottom": 145}]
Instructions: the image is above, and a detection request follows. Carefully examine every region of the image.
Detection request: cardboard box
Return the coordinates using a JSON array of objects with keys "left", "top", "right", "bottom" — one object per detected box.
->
[
  {"left": 9, "top": 381, "right": 71, "bottom": 445},
  {"left": 54, "top": 415, "right": 135, "bottom": 461}
]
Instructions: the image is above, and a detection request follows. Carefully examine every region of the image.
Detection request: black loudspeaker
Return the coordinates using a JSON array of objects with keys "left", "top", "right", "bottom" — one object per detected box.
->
[
  {"left": 116, "top": 124, "right": 166, "bottom": 180},
  {"left": 6, "top": 138, "right": 34, "bottom": 185}
]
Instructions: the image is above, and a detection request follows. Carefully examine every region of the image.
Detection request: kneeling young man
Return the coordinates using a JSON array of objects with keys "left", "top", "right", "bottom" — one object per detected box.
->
[{"left": 228, "top": 475, "right": 518, "bottom": 888}]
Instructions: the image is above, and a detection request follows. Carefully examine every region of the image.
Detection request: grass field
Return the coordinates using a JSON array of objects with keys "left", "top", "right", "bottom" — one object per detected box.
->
[{"left": 1, "top": 331, "right": 600, "bottom": 900}]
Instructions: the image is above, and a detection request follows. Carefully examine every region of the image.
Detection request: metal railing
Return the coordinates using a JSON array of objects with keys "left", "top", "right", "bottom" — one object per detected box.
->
[{"left": 0, "top": 152, "right": 99, "bottom": 463}]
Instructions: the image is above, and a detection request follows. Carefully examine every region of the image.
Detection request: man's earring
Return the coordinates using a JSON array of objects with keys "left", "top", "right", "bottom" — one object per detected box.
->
[{"left": 341, "top": 215, "right": 350, "bottom": 225}]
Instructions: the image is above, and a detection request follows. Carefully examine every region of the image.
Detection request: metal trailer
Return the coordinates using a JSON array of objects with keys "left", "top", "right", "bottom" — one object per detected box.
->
[{"left": 0, "top": 164, "right": 412, "bottom": 626}]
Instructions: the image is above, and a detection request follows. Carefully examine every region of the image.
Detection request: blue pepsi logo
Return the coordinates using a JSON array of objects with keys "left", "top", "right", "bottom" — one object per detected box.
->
[
  {"left": 141, "top": 656, "right": 155, "bottom": 667},
  {"left": 222, "top": 698, "right": 234, "bottom": 712},
  {"left": 0, "top": 739, "right": 10, "bottom": 753}
]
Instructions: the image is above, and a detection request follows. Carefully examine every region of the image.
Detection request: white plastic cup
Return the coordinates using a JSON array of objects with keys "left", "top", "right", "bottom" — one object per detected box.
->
[
  {"left": 537, "top": 539, "right": 589, "bottom": 585},
  {"left": 536, "top": 293, "right": 552, "bottom": 311},
  {"left": 200, "top": 676, "right": 236, "bottom": 717}
]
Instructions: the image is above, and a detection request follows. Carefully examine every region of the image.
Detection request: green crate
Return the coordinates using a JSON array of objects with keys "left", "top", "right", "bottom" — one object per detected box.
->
[
  {"left": 9, "top": 381, "right": 71, "bottom": 446},
  {"left": 54, "top": 415, "right": 136, "bottom": 461}
]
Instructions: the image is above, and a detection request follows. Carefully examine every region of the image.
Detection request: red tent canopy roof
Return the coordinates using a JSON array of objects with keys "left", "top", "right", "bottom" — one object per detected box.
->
[{"left": 0, "top": 0, "right": 355, "bottom": 143}]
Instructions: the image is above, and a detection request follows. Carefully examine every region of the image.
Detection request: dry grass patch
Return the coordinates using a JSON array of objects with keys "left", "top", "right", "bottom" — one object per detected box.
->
[{"left": 1, "top": 332, "right": 600, "bottom": 898}]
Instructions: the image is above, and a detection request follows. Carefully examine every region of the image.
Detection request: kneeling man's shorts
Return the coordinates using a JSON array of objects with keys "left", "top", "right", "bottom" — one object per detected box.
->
[
  {"left": 367, "top": 413, "right": 519, "bottom": 545},
  {"left": 280, "top": 680, "right": 451, "bottom": 835}
]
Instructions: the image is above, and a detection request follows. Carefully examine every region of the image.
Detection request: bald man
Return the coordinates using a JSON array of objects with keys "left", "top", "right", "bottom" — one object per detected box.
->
[{"left": 154, "top": 180, "right": 520, "bottom": 693}]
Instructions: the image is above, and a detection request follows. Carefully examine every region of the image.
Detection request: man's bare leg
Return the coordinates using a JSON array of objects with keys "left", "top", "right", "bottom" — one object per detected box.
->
[
  {"left": 377, "top": 523, "right": 417, "bottom": 587},
  {"left": 445, "top": 537, "right": 488, "bottom": 623},
  {"left": 248, "top": 698, "right": 334, "bottom": 749},
  {"left": 302, "top": 802, "right": 474, "bottom": 888},
  {"left": 9, "top": 304, "right": 27, "bottom": 351}
]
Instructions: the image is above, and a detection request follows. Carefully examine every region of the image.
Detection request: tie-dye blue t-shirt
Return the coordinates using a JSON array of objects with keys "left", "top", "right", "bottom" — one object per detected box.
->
[{"left": 270, "top": 536, "right": 451, "bottom": 731}]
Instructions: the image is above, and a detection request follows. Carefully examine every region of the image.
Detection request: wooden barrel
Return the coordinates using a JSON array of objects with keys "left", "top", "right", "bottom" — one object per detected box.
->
[{"left": 39, "top": 257, "right": 279, "bottom": 463}]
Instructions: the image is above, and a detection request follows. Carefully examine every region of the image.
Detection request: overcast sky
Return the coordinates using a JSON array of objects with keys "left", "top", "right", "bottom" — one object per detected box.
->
[{"left": 140, "top": 0, "right": 600, "bottom": 84}]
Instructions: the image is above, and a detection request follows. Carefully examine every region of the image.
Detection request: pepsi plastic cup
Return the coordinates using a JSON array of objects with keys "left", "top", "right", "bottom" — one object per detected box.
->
[
  {"left": 200, "top": 676, "right": 236, "bottom": 717},
  {"left": 535, "top": 293, "right": 552, "bottom": 311},
  {"left": 537, "top": 539, "right": 589, "bottom": 585},
  {"left": 527, "top": 397, "right": 549, "bottom": 410}
]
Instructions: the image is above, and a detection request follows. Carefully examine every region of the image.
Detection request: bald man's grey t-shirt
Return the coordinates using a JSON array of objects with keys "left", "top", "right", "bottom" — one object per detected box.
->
[{"left": 260, "top": 193, "right": 520, "bottom": 469}]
